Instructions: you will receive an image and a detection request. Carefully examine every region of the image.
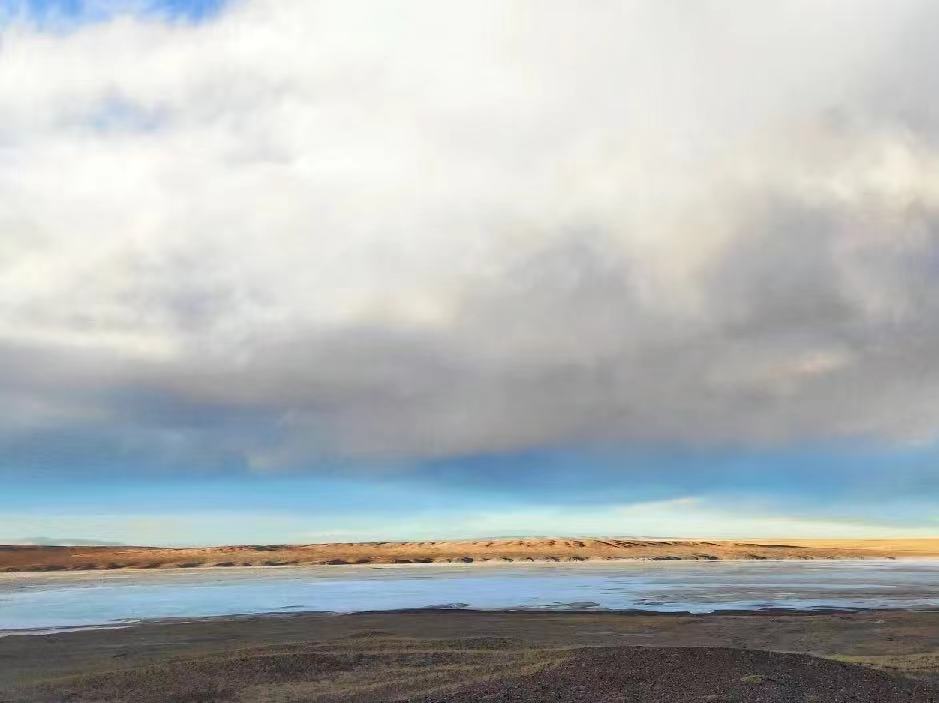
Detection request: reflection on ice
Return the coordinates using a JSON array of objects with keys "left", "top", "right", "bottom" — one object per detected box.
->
[{"left": 2, "top": 559, "right": 939, "bottom": 631}]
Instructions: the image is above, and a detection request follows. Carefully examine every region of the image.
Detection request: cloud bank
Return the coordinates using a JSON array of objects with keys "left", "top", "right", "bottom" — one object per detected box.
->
[{"left": 3, "top": 0, "right": 939, "bottom": 471}]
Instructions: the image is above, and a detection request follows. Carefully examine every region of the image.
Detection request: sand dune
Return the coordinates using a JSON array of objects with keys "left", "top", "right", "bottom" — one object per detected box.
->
[{"left": 2, "top": 537, "right": 938, "bottom": 572}]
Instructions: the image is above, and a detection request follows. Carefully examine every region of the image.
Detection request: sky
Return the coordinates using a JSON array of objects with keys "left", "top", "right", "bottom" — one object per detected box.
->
[{"left": 2, "top": 0, "right": 939, "bottom": 545}]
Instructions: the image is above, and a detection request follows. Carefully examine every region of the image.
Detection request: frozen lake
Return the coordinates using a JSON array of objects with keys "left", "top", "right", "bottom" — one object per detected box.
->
[{"left": 3, "top": 559, "right": 939, "bottom": 632}]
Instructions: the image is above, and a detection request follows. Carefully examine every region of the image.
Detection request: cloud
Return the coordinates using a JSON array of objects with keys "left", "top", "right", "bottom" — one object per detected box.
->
[{"left": 3, "top": 0, "right": 939, "bottom": 470}]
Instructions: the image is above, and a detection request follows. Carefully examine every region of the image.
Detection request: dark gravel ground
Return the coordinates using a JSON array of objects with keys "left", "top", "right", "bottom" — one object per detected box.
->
[
  {"left": 8, "top": 639, "right": 936, "bottom": 703},
  {"left": 415, "top": 646, "right": 938, "bottom": 703}
]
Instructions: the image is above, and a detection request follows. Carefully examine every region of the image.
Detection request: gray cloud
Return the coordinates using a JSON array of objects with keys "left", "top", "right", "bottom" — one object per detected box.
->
[{"left": 3, "top": 0, "right": 939, "bottom": 470}]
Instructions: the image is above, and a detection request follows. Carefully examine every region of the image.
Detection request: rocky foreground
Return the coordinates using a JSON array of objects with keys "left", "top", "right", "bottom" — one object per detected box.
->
[
  {"left": 5, "top": 610, "right": 939, "bottom": 702},
  {"left": 9, "top": 636, "right": 937, "bottom": 702},
  {"left": 3, "top": 537, "right": 939, "bottom": 571}
]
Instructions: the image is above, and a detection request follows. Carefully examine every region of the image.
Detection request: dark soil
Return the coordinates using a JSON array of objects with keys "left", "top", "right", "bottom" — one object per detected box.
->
[
  {"left": 7, "top": 639, "right": 935, "bottom": 702},
  {"left": 415, "top": 646, "right": 938, "bottom": 703}
]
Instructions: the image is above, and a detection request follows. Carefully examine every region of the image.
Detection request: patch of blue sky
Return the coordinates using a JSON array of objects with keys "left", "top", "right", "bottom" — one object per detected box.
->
[
  {"left": 417, "top": 440, "right": 939, "bottom": 509},
  {"left": 83, "top": 95, "right": 166, "bottom": 134},
  {"left": 3, "top": 472, "right": 473, "bottom": 517},
  {"left": 1, "top": 0, "right": 226, "bottom": 27},
  {"left": 6, "top": 440, "right": 939, "bottom": 528}
]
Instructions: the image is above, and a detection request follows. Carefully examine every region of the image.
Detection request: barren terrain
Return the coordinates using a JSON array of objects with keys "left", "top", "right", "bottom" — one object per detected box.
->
[
  {"left": 4, "top": 610, "right": 939, "bottom": 702},
  {"left": 3, "top": 537, "right": 939, "bottom": 572}
]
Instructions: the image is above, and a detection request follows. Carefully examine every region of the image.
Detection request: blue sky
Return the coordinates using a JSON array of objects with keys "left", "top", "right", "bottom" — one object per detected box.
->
[
  {"left": 5, "top": 443, "right": 939, "bottom": 545},
  {"left": 3, "top": 0, "right": 939, "bottom": 545},
  {"left": 6, "top": 0, "right": 224, "bottom": 23}
]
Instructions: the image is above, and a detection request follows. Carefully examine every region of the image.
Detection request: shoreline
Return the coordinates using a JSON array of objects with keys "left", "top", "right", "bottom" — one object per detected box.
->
[
  {"left": 6, "top": 602, "right": 939, "bottom": 639},
  {"left": 7, "top": 554, "right": 939, "bottom": 578}
]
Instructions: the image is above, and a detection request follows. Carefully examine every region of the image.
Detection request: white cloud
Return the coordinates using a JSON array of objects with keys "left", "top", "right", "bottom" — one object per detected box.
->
[{"left": 3, "top": 1, "right": 939, "bottom": 466}]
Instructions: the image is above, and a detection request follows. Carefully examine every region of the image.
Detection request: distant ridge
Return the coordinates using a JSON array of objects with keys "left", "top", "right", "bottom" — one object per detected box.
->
[
  {"left": 0, "top": 537, "right": 125, "bottom": 547},
  {"left": 3, "top": 537, "right": 939, "bottom": 572}
]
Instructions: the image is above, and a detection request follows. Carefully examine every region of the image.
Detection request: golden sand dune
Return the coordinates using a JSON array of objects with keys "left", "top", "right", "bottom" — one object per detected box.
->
[{"left": 2, "top": 537, "right": 938, "bottom": 572}]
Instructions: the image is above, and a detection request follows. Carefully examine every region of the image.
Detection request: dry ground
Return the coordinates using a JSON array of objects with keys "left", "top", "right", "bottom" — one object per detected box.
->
[
  {"left": 4, "top": 537, "right": 939, "bottom": 571},
  {"left": 9, "top": 637, "right": 938, "bottom": 703},
  {"left": 4, "top": 611, "right": 939, "bottom": 702}
]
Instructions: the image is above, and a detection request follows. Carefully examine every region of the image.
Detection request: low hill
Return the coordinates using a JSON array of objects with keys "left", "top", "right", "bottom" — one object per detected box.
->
[{"left": 3, "top": 537, "right": 939, "bottom": 572}]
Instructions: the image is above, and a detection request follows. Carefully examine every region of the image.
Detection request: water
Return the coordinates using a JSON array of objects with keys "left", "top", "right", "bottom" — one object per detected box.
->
[{"left": 2, "top": 560, "right": 939, "bottom": 632}]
